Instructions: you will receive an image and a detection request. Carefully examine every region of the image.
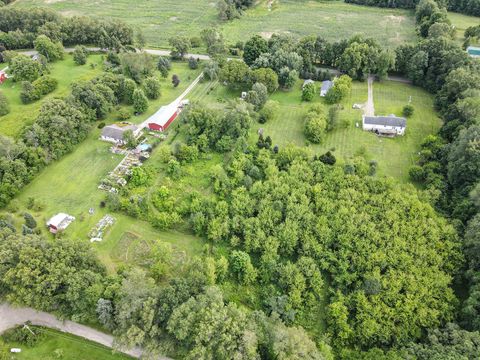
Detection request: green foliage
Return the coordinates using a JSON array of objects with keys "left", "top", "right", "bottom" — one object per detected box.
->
[
  {"left": 302, "top": 82, "right": 316, "bottom": 102},
  {"left": 20, "top": 81, "right": 40, "bottom": 104},
  {"left": 250, "top": 67, "right": 279, "bottom": 93},
  {"left": 34, "top": 34, "right": 64, "bottom": 62},
  {"left": 200, "top": 27, "right": 226, "bottom": 56},
  {"left": 325, "top": 75, "right": 352, "bottom": 104},
  {"left": 402, "top": 104, "right": 415, "bottom": 117},
  {"left": 129, "top": 165, "right": 153, "bottom": 187},
  {"left": 0, "top": 91, "right": 9, "bottom": 116},
  {"left": 188, "top": 56, "right": 199, "bottom": 69},
  {"left": 245, "top": 82, "right": 268, "bottom": 111},
  {"left": 230, "top": 250, "right": 257, "bottom": 285},
  {"left": 203, "top": 61, "right": 219, "bottom": 81},
  {"left": 73, "top": 45, "right": 88, "bottom": 65},
  {"left": 243, "top": 34, "right": 268, "bottom": 66},
  {"left": 120, "top": 52, "right": 155, "bottom": 83},
  {"left": 219, "top": 60, "right": 251, "bottom": 88},
  {"left": 278, "top": 67, "right": 298, "bottom": 90},
  {"left": 157, "top": 57, "right": 171, "bottom": 78},
  {"left": 169, "top": 36, "right": 191, "bottom": 59},
  {"left": 122, "top": 129, "right": 137, "bottom": 149},
  {"left": 143, "top": 76, "right": 161, "bottom": 100},
  {"left": 2, "top": 327, "right": 43, "bottom": 347},
  {"left": 23, "top": 212, "right": 37, "bottom": 229},
  {"left": 258, "top": 100, "right": 279, "bottom": 124},
  {"left": 132, "top": 88, "right": 148, "bottom": 114},
  {"left": 10, "top": 55, "right": 42, "bottom": 82},
  {"left": 304, "top": 105, "right": 327, "bottom": 143},
  {"left": 0, "top": 234, "right": 105, "bottom": 321}
]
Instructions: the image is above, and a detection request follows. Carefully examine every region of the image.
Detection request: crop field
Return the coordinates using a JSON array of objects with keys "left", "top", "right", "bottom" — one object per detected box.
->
[
  {"left": 1, "top": 327, "right": 132, "bottom": 360},
  {"left": 0, "top": 54, "right": 103, "bottom": 138},
  {"left": 13, "top": 0, "right": 417, "bottom": 48}
]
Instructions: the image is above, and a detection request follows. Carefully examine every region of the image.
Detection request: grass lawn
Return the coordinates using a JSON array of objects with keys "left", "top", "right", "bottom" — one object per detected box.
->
[
  {"left": 1, "top": 327, "right": 132, "bottom": 360},
  {"left": 191, "top": 78, "right": 441, "bottom": 182},
  {"left": 13, "top": 0, "right": 417, "bottom": 49},
  {"left": 0, "top": 54, "right": 104, "bottom": 138},
  {"left": 448, "top": 11, "right": 480, "bottom": 45},
  {"left": 1, "top": 62, "right": 205, "bottom": 272}
]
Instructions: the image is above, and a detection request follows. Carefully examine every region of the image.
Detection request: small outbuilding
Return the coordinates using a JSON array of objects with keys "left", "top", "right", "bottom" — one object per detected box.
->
[
  {"left": 101, "top": 123, "right": 140, "bottom": 144},
  {"left": 320, "top": 80, "right": 333, "bottom": 97},
  {"left": 303, "top": 79, "right": 314, "bottom": 89},
  {"left": 46, "top": 213, "right": 75, "bottom": 234},
  {"left": 362, "top": 115, "right": 406, "bottom": 136},
  {"left": 467, "top": 46, "right": 480, "bottom": 58}
]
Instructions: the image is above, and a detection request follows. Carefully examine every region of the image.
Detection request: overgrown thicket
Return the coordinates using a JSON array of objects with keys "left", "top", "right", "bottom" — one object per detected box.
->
[
  {"left": 0, "top": 8, "right": 134, "bottom": 50},
  {"left": 399, "top": 0, "right": 480, "bottom": 340}
]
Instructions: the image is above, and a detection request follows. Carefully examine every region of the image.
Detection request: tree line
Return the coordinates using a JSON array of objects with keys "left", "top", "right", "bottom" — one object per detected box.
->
[
  {"left": 0, "top": 8, "right": 135, "bottom": 50},
  {"left": 344, "top": 0, "right": 480, "bottom": 16}
]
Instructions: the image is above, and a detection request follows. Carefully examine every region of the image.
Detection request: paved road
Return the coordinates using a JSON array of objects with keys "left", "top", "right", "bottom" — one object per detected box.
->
[
  {"left": 0, "top": 303, "right": 170, "bottom": 359},
  {"left": 20, "top": 47, "right": 210, "bottom": 60}
]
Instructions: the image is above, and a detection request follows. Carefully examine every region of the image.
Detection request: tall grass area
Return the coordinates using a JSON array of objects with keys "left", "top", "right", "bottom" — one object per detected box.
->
[
  {"left": 13, "top": 0, "right": 417, "bottom": 48},
  {"left": 1, "top": 327, "right": 132, "bottom": 360},
  {"left": 0, "top": 54, "right": 104, "bottom": 138}
]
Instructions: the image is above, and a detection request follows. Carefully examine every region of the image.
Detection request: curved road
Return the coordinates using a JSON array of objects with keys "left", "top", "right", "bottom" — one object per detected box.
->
[{"left": 0, "top": 303, "right": 172, "bottom": 359}]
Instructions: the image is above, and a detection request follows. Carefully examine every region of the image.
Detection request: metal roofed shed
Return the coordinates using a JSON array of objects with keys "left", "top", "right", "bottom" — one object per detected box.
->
[
  {"left": 46, "top": 213, "right": 75, "bottom": 234},
  {"left": 320, "top": 80, "right": 333, "bottom": 97}
]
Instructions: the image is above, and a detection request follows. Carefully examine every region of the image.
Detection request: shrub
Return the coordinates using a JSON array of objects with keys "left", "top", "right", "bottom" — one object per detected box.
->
[
  {"left": 132, "top": 88, "right": 148, "bottom": 114},
  {"left": 402, "top": 104, "right": 415, "bottom": 117},
  {"left": 143, "top": 76, "right": 161, "bottom": 99},
  {"left": 302, "top": 82, "right": 316, "bottom": 102},
  {"left": 0, "top": 91, "right": 10, "bottom": 116},
  {"left": 97, "top": 122, "right": 106, "bottom": 129},
  {"left": 188, "top": 57, "right": 199, "bottom": 69},
  {"left": 117, "top": 108, "right": 131, "bottom": 121},
  {"left": 73, "top": 45, "right": 88, "bottom": 65},
  {"left": 20, "top": 81, "right": 40, "bottom": 104},
  {"left": 172, "top": 74, "right": 180, "bottom": 87},
  {"left": 23, "top": 212, "right": 37, "bottom": 229},
  {"left": 304, "top": 105, "right": 327, "bottom": 143},
  {"left": 190, "top": 36, "right": 202, "bottom": 48},
  {"left": 32, "top": 76, "right": 57, "bottom": 95},
  {"left": 258, "top": 100, "right": 279, "bottom": 124},
  {"left": 34, "top": 35, "right": 63, "bottom": 62}
]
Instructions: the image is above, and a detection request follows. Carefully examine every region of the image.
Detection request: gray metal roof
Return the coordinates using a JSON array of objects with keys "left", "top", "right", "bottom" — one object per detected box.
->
[
  {"left": 321, "top": 80, "right": 333, "bottom": 91},
  {"left": 364, "top": 115, "right": 406, "bottom": 128},
  {"left": 101, "top": 124, "right": 138, "bottom": 140}
]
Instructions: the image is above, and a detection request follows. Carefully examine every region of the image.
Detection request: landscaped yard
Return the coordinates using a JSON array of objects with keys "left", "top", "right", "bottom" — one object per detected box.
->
[
  {"left": 12, "top": 0, "right": 417, "bottom": 49},
  {"left": 190, "top": 78, "right": 441, "bottom": 182},
  {"left": 1, "top": 327, "right": 132, "bottom": 360},
  {"left": 0, "top": 54, "right": 104, "bottom": 138},
  {"left": 1, "top": 61, "right": 205, "bottom": 272}
]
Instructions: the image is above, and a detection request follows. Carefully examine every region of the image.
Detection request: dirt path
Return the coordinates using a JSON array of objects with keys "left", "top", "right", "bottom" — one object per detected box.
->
[
  {"left": 364, "top": 75, "right": 375, "bottom": 117},
  {"left": 0, "top": 303, "right": 172, "bottom": 359}
]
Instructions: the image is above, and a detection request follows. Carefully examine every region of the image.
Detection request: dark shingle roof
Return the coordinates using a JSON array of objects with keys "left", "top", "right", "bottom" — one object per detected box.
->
[
  {"left": 364, "top": 115, "right": 406, "bottom": 128},
  {"left": 101, "top": 124, "right": 138, "bottom": 140}
]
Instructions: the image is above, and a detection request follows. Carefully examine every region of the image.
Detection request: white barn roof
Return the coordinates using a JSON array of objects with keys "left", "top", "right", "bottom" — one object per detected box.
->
[{"left": 146, "top": 102, "right": 179, "bottom": 128}]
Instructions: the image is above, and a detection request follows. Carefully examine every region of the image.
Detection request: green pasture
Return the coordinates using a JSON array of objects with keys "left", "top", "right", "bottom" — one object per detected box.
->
[
  {"left": 13, "top": 0, "right": 417, "bottom": 48},
  {"left": 1, "top": 327, "right": 132, "bottom": 360},
  {"left": 0, "top": 54, "right": 103, "bottom": 138}
]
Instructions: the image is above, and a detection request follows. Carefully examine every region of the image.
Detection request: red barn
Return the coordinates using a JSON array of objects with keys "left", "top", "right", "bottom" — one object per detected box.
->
[{"left": 146, "top": 103, "right": 181, "bottom": 132}]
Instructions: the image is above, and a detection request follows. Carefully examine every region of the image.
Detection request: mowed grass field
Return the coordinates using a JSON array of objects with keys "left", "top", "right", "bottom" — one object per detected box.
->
[
  {"left": 13, "top": 0, "right": 417, "bottom": 48},
  {"left": 191, "top": 78, "right": 441, "bottom": 182},
  {"left": 448, "top": 12, "right": 480, "bottom": 44},
  {"left": 1, "top": 327, "right": 132, "bottom": 360},
  {"left": 0, "top": 54, "right": 104, "bottom": 138},
  {"left": 2, "top": 61, "right": 204, "bottom": 272}
]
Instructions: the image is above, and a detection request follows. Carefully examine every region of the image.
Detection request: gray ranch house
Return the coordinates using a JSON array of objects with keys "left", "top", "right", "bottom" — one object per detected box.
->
[{"left": 362, "top": 115, "right": 406, "bottom": 136}]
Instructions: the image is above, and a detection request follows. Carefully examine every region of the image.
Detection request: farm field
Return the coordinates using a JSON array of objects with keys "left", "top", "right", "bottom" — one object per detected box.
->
[
  {"left": 1, "top": 327, "right": 132, "bottom": 360},
  {"left": 12, "top": 0, "right": 418, "bottom": 49},
  {"left": 190, "top": 78, "right": 441, "bottom": 182},
  {"left": 0, "top": 54, "right": 104, "bottom": 138}
]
